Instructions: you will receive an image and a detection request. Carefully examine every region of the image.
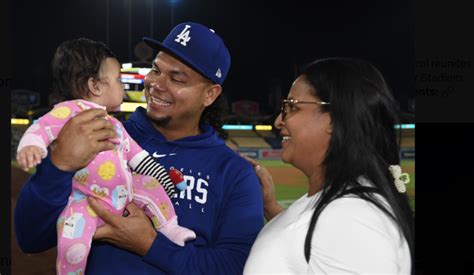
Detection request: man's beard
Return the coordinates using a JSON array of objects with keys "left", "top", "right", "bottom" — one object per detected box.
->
[{"left": 146, "top": 113, "right": 171, "bottom": 127}]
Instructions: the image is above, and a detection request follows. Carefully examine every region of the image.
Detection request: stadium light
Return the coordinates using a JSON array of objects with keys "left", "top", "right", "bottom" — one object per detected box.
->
[
  {"left": 138, "top": 68, "right": 151, "bottom": 76},
  {"left": 120, "top": 102, "right": 147, "bottom": 112},
  {"left": 121, "top": 78, "right": 144, "bottom": 84},
  {"left": 11, "top": 118, "right": 30, "bottom": 125},
  {"left": 122, "top": 63, "right": 133, "bottom": 69},
  {"left": 255, "top": 125, "right": 272, "bottom": 131},
  {"left": 222, "top": 125, "right": 253, "bottom": 130},
  {"left": 394, "top": 124, "right": 415, "bottom": 129}
]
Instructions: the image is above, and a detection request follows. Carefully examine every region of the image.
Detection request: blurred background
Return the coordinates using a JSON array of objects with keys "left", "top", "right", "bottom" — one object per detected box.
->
[
  {"left": 11, "top": 0, "right": 415, "bottom": 121},
  {"left": 10, "top": 1, "right": 415, "bottom": 274}
]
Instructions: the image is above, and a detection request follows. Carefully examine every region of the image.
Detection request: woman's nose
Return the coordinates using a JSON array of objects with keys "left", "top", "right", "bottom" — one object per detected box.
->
[{"left": 274, "top": 113, "right": 283, "bottom": 129}]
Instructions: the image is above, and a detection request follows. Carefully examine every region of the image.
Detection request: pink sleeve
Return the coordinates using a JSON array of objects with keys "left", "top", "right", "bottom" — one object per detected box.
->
[
  {"left": 122, "top": 125, "right": 146, "bottom": 160},
  {"left": 17, "top": 101, "right": 79, "bottom": 157}
]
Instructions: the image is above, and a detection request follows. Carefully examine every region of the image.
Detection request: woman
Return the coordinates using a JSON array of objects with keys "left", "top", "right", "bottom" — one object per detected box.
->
[{"left": 244, "top": 58, "right": 414, "bottom": 274}]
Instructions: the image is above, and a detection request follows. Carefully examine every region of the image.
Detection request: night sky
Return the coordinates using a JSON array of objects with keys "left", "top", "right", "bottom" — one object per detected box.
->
[{"left": 12, "top": 0, "right": 414, "bottom": 116}]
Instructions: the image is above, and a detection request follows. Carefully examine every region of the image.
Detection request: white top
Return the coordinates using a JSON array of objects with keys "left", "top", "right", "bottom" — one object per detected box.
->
[{"left": 244, "top": 189, "right": 411, "bottom": 274}]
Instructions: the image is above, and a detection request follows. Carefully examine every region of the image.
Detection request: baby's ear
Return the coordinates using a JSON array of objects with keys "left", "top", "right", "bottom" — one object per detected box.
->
[{"left": 87, "top": 77, "right": 102, "bottom": 96}]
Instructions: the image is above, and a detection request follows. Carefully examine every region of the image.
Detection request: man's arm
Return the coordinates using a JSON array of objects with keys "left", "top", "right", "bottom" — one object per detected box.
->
[
  {"left": 14, "top": 108, "right": 117, "bottom": 252},
  {"left": 145, "top": 172, "right": 264, "bottom": 274},
  {"left": 91, "top": 170, "right": 264, "bottom": 274},
  {"left": 14, "top": 156, "right": 74, "bottom": 252},
  {"left": 242, "top": 155, "right": 284, "bottom": 220}
]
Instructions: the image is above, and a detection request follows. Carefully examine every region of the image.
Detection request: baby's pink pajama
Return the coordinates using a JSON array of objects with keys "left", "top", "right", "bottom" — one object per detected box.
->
[{"left": 17, "top": 99, "right": 196, "bottom": 275}]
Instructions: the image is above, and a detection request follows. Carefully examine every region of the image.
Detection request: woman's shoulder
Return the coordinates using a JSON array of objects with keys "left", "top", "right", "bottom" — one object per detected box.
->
[
  {"left": 309, "top": 191, "right": 410, "bottom": 273},
  {"left": 321, "top": 196, "right": 387, "bottom": 223},
  {"left": 315, "top": 195, "right": 401, "bottom": 244}
]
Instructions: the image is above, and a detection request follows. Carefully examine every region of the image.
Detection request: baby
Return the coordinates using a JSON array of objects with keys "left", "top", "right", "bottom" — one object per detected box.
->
[{"left": 16, "top": 38, "right": 195, "bottom": 275}]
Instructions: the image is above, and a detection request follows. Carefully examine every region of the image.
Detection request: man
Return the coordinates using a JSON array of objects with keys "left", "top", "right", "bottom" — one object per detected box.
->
[{"left": 15, "top": 22, "right": 264, "bottom": 274}]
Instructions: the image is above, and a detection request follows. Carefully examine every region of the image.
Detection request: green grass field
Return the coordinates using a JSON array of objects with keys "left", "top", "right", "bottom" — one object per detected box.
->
[
  {"left": 260, "top": 159, "right": 415, "bottom": 211},
  {"left": 12, "top": 158, "right": 415, "bottom": 211},
  {"left": 11, "top": 160, "right": 36, "bottom": 174}
]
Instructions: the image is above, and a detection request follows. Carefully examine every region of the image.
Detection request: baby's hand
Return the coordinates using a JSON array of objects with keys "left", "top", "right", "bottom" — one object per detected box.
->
[{"left": 17, "top": 145, "right": 44, "bottom": 171}]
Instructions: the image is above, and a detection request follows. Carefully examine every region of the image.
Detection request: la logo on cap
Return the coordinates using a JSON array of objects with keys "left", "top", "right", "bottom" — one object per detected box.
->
[
  {"left": 174, "top": 24, "right": 192, "bottom": 46},
  {"left": 143, "top": 22, "right": 230, "bottom": 85}
]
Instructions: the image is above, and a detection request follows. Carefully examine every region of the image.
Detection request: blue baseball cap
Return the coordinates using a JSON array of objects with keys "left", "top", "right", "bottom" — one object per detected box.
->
[{"left": 143, "top": 22, "right": 231, "bottom": 85}]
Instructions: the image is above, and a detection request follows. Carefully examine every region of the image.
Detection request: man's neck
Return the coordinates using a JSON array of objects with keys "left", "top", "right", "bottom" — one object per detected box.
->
[{"left": 153, "top": 123, "right": 202, "bottom": 141}]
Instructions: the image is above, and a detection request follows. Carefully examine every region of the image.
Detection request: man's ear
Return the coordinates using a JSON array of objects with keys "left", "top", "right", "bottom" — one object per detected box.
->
[
  {"left": 203, "top": 84, "right": 222, "bottom": 107},
  {"left": 87, "top": 77, "right": 102, "bottom": 96}
]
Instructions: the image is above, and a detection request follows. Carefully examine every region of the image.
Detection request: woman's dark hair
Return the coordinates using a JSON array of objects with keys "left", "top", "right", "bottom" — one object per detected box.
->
[
  {"left": 52, "top": 38, "right": 116, "bottom": 99},
  {"left": 301, "top": 57, "right": 414, "bottom": 272},
  {"left": 200, "top": 93, "right": 228, "bottom": 140}
]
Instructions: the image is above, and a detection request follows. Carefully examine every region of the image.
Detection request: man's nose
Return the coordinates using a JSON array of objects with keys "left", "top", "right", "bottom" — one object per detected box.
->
[
  {"left": 146, "top": 74, "right": 167, "bottom": 93},
  {"left": 149, "top": 81, "right": 166, "bottom": 92}
]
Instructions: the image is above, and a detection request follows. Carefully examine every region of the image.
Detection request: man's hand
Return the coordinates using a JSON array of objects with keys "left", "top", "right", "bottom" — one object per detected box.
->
[
  {"left": 241, "top": 154, "right": 284, "bottom": 221},
  {"left": 51, "top": 108, "right": 117, "bottom": 171},
  {"left": 88, "top": 197, "right": 157, "bottom": 256}
]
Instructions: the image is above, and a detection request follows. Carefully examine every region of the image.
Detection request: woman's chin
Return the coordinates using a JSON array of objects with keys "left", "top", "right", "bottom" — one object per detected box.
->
[{"left": 280, "top": 152, "right": 291, "bottom": 164}]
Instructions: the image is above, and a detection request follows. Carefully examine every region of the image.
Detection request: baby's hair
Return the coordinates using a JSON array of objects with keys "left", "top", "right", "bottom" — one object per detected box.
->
[{"left": 52, "top": 38, "right": 117, "bottom": 99}]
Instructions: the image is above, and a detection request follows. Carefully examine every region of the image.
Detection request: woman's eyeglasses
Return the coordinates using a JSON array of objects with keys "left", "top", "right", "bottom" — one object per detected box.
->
[{"left": 281, "top": 98, "right": 330, "bottom": 121}]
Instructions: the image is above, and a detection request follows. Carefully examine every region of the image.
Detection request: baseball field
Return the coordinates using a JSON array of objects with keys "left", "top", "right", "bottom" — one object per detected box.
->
[
  {"left": 261, "top": 159, "right": 415, "bottom": 211},
  {"left": 11, "top": 158, "right": 415, "bottom": 211}
]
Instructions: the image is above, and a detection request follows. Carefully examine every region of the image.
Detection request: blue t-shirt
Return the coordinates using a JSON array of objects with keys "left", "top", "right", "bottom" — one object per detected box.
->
[{"left": 14, "top": 107, "right": 264, "bottom": 274}]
